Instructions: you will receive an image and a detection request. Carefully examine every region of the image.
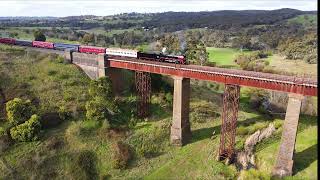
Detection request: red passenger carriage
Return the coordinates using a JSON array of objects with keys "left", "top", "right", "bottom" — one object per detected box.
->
[
  {"left": 79, "top": 46, "right": 106, "bottom": 54},
  {"left": 32, "top": 41, "right": 54, "bottom": 49},
  {"left": 0, "top": 38, "right": 16, "bottom": 45}
]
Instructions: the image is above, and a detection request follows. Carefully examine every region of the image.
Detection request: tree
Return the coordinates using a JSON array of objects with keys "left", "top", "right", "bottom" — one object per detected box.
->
[
  {"left": 85, "top": 77, "right": 120, "bottom": 126},
  {"left": 159, "top": 34, "right": 180, "bottom": 54},
  {"left": 9, "top": 32, "right": 19, "bottom": 38},
  {"left": 196, "top": 43, "right": 209, "bottom": 66},
  {"left": 33, "top": 29, "right": 46, "bottom": 41},
  {"left": 185, "top": 36, "right": 208, "bottom": 66},
  {"left": 231, "top": 34, "right": 251, "bottom": 51},
  {"left": 82, "top": 33, "right": 95, "bottom": 45}
]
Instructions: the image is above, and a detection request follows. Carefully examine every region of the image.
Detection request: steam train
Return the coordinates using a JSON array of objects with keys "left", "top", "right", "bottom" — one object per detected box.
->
[{"left": 0, "top": 37, "right": 187, "bottom": 64}]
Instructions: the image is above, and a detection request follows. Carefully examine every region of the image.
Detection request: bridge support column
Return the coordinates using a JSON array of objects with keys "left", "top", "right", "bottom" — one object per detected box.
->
[
  {"left": 106, "top": 68, "right": 124, "bottom": 96},
  {"left": 170, "top": 76, "right": 191, "bottom": 146},
  {"left": 63, "top": 49, "right": 73, "bottom": 63},
  {"left": 135, "top": 71, "right": 151, "bottom": 118},
  {"left": 272, "top": 93, "right": 304, "bottom": 178},
  {"left": 98, "top": 54, "right": 107, "bottom": 78},
  {"left": 98, "top": 54, "right": 124, "bottom": 95},
  {"left": 218, "top": 84, "right": 240, "bottom": 162}
]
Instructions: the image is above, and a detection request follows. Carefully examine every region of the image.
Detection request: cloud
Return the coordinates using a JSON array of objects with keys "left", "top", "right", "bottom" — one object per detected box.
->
[{"left": 0, "top": 0, "right": 317, "bottom": 17}]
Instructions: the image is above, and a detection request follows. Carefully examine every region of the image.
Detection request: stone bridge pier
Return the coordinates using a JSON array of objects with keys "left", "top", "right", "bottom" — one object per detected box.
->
[
  {"left": 170, "top": 76, "right": 191, "bottom": 146},
  {"left": 272, "top": 93, "right": 304, "bottom": 178}
]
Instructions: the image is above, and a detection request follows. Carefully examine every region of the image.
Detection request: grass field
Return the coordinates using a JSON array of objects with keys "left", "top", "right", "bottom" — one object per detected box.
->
[
  {"left": 206, "top": 47, "right": 250, "bottom": 68},
  {"left": 0, "top": 45, "right": 317, "bottom": 179},
  {"left": 267, "top": 54, "right": 317, "bottom": 78}
]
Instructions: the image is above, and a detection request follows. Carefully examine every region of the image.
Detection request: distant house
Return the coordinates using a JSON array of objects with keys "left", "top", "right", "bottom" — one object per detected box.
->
[{"left": 142, "top": 26, "right": 150, "bottom": 31}]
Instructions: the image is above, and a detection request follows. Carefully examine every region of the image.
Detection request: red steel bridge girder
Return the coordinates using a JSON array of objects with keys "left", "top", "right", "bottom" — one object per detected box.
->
[{"left": 108, "top": 60, "right": 317, "bottom": 96}]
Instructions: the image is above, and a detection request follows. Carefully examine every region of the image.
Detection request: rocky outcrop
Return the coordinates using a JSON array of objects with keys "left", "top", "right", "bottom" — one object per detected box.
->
[{"left": 236, "top": 123, "right": 276, "bottom": 170}]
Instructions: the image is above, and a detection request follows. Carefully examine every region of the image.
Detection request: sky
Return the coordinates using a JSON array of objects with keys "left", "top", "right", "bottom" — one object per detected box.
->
[{"left": 0, "top": 0, "right": 317, "bottom": 17}]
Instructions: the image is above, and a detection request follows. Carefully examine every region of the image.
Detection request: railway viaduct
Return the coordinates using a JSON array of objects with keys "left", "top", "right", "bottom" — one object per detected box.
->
[{"left": 63, "top": 50, "right": 318, "bottom": 178}]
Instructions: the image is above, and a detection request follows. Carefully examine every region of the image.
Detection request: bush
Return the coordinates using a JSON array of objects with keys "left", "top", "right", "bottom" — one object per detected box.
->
[
  {"left": 85, "top": 97, "right": 118, "bottom": 122},
  {"left": 273, "top": 119, "right": 283, "bottom": 129},
  {"left": 111, "top": 141, "right": 132, "bottom": 169},
  {"left": 88, "top": 77, "right": 113, "bottom": 100},
  {"left": 58, "top": 105, "right": 72, "bottom": 121},
  {"left": 86, "top": 77, "right": 120, "bottom": 127},
  {"left": 190, "top": 101, "right": 220, "bottom": 123},
  {"left": 6, "top": 98, "right": 36, "bottom": 125},
  {"left": 10, "top": 114, "right": 41, "bottom": 142}
]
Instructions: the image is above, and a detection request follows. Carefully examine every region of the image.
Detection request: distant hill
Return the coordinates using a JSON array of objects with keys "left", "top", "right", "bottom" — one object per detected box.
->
[
  {"left": 0, "top": 8, "right": 317, "bottom": 31},
  {"left": 142, "top": 8, "right": 317, "bottom": 31}
]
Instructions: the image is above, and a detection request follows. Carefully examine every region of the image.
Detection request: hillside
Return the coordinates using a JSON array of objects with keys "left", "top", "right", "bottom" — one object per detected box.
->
[{"left": 0, "top": 8, "right": 316, "bottom": 31}]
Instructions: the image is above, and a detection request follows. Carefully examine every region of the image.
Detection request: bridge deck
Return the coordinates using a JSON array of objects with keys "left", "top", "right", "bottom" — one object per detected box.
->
[{"left": 108, "top": 58, "right": 317, "bottom": 96}]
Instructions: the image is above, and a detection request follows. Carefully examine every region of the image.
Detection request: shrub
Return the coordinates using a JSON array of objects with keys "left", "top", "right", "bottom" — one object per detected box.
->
[
  {"left": 58, "top": 105, "right": 72, "bottom": 121},
  {"left": 6, "top": 98, "right": 35, "bottom": 125},
  {"left": 190, "top": 101, "right": 220, "bottom": 123},
  {"left": 10, "top": 114, "right": 41, "bottom": 142},
  {"left": 111, "top": 141, "right": 132, "bottom": 169},
  {"left": 88, "top": 77, "right": 113, "bottom": 100},
  {"left": 85, "top": 97, "right": 118, "bottom": 123},
  {"left": 86, "top": 77, "right": 120, "bottom": 127},
  {"left": 273, "top": 119, "right": 283, "bottom": 129}
]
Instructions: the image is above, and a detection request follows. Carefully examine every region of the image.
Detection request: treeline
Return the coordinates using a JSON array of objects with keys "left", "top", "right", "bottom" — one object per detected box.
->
[
  {"left": 142, "top": 8, "right": 314, "bottom": 32},
  {"left": 0, "top": 8, "right": 315, "bottom": 31}
]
